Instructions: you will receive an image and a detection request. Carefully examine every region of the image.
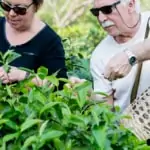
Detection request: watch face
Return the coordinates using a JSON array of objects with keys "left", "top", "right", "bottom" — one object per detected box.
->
[{"left": 129, "top": 56, "right": 136, "bottom": 65}]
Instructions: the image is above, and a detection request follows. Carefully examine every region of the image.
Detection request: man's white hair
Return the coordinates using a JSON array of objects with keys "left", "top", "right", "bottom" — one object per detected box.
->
[{"left": 121, "top": 0, "right": 141, "bottom": 13}]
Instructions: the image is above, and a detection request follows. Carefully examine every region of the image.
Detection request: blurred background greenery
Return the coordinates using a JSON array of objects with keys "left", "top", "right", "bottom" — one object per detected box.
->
[{"left": 0, "top": 0, "right": 150, "bottom": 80}]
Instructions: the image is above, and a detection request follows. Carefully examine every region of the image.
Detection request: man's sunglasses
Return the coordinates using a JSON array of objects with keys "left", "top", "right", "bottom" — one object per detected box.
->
[
  {"left": 0, "top": 1, "right": 33, "bottom": 15},
  {"left": 90, "top": 1, "right": 121, "bottom": 17}
]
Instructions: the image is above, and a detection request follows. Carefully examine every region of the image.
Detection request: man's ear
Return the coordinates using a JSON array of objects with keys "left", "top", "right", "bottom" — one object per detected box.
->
[{"left": 128, "top": 0, "right": 136, "bottom": 14}]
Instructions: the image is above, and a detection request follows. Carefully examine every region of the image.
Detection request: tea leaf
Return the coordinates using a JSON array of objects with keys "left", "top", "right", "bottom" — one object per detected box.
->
[
  {"left": 92, "top": 126, "right": 111, "bottom": 149},
  {"left": 39, "top": 120, "right": 49, "bottom": 136},
  {"left": 40, "top": 130, "right": 64, "bottom": 143},
  {"left": 3, "top": 132, "right": 19, "bottom": 143},
  {"left": 37, "top": 66, "right": 48, "bottom": 80},
  {"left": 68, "top": 115, "right": 85, "bottom": 127},
  {"left": 21, "top": 135, "right": 37, "bottom": 150},
  {"left": 5, "top": 120, "right": 19, "bottom": 130},
  {"left": 3, "top": 50, "right": 21, "bottom": 64},
  {"left": 53, "top": 138, "right": 65, "bottom": 150},
  {"left": 46, "top": 75, "right": 59, "bottom": 87},
  {"left": 40, "top": 102, "right": 71, "bottom": 116},
  {"left": 21, "top": 119, "right": 42, "bottom": 132}
]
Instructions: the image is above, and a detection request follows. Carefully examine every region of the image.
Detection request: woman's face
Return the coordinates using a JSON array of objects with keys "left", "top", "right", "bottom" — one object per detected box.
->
[{"left": 1, "top": 0, "right": 36, "bottom": 31}]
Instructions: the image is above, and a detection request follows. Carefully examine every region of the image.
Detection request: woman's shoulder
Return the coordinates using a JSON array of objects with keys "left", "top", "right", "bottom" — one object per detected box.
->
[
  {"left": 0, "top": 16, "right": 5, "bottom": 23},
  {"left": 41, "top": 23, "right": 61, "bottom": 41}
]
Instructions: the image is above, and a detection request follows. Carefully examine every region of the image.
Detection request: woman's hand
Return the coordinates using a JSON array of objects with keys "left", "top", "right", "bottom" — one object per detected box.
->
[
  {"left": 8, "top": 66, "right": 27, "bottom": 82},
  {"left": 0, "top": 66, "right": 26, "bottom": 84}
]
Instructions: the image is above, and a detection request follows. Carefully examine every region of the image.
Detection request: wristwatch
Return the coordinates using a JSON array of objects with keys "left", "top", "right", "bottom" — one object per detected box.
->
[{"left": 124, "top": 50, "right": 137, "bottom": 66}]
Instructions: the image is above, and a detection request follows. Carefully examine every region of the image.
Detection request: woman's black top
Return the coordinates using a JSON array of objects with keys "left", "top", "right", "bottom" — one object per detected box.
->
[{"left": 0, "top": 17, "right": 67, "bottom": 88}]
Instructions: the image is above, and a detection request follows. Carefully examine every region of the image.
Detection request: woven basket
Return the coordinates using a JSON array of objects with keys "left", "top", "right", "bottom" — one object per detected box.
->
[{"left": 121, "top": 87, "right": 150, "bottom": 140}]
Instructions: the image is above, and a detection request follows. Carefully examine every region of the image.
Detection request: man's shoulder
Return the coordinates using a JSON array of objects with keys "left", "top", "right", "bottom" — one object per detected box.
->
[
  {"left": 141, "top": 11, "right": 150, "bottom": 19},
  {"left": 91, "top": 36, "right": 113, "bottom": 57}
]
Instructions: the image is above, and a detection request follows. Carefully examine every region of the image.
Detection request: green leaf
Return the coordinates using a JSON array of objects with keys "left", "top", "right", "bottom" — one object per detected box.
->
[
  {"left": 65, "top": 139, "right": 72, "bottom": 150},
  {"left": 91, "top": 109, "right": 99, "bottom": 126},
  {"left": 53, "top": 138, "right": 65, "bottom": 150},
  {"left": 6, "top": 85, "right": 13, "bottom": 97},
  {"left": 19, "top": 67, "right": 35, "bottom": 74},
  {"left": 3, "top": 132, "right": 19, "bottom": 143},
  {"left": 68, "top": 115, "right": 85, "bottom": 127},
  {"left": 92, "top": 126, "right": 111, "bottom": 149},
  {"left": 59, "top": 78, "right": 70, "bottom": 84},
  {"left": 39, "top": 120, "right": 49, "bottom": 136},
  {"left": 3, "top": 64, "right": 10, "bottom": 73},
  {"left": 37, "top": 66, "right": 48, "bottom": 80},
  {"left": 74, "top": 81, "right": 91, "bottom": 108},
  {"left": 5, "top": 120, "right": 19, "bottom": 130},
  {"left": 46, "top": 75, "right": 59, "bottom": 87},
  {"left": 3, "top": 50, "right": 21, "bottom": 64},
  {"left": 21, "top": 135, "right": 37, "bottom": 150},
  {"left": 74, "top": 80, "right": 91, "bottom": 91},
  {"left": 40, "top": 130, "right": 64, "bottom": 143},
  {"left": 0, "top": 119, "right": 19, "bottom": 130},
  {"left": 93, "top": 91, "right": 109, "bottom": 97},
  {"left": 0, "top": 119, "right": 8, "bottom": 125},
  {"left": 21, "top": 119, "right": 42, "bottom": 132},
  {"left": 31, "top": 89, "right": 47, "bottom": 104},
  {"left": 19, "top": 96, "right": 28, "bottom": 104},
  {"left": 40, "top": 102, "right": 71, "bottom": 116}
]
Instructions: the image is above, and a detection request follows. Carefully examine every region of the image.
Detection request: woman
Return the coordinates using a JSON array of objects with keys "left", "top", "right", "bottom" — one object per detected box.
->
[{"left": 0, "top": 0, "right": 67, "bottom": 87}]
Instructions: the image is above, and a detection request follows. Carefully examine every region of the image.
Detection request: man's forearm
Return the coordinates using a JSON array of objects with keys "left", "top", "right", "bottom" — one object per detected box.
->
[{"left": 131, "top": 39, "right": 150, "bottom": 62}]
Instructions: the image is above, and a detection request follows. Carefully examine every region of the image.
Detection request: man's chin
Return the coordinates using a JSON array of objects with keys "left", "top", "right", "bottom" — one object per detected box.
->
[{"left": 104, "top": 27, "right": 120, "bottom": 36}]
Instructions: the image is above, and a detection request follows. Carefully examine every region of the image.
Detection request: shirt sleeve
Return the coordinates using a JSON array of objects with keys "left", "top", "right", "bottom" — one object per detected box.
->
[
  {"left": 39, "top": 35, "right": 67, "bottom": 89},
  {"left": 90, "top": 57, "right": 113, "bottom": 97}
]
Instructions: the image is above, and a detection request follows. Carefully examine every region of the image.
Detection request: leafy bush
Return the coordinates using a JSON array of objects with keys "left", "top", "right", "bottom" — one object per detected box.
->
[
  {"left": 58, "top": 14, "right": 106, "bottom": 80},
  {"left": 0, "top": 51, "right": 149, "bottom": 150}
]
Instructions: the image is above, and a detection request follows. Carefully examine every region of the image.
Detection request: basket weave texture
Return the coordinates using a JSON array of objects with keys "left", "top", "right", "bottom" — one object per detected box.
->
[{"left": 122, "top": 87, "right": 150, "bottom": 140}]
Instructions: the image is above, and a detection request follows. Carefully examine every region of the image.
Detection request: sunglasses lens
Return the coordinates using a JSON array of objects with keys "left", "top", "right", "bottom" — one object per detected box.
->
[
  {"left": 0, "top": 2, "right": 27, "bottom": 15},
  {"left": 0, "top": 2, "right": 11, "bottom": 11},
  {"left": 101, "top": 6, "right": 112, "bottom": 14},
  {"left": 14, "top": 7, "right": 26, "bottom": 15},
  {"left": 90, "top": 9, "right": 99, "bottom": 17}
]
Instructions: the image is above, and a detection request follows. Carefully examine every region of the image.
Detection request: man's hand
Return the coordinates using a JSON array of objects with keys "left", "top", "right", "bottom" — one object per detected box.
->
[
  {"left": 65, "top": 76, "right": 86, "bottom": 88},
  {"left": 104, "top": 52, "right": 132, "bottom": 81}
]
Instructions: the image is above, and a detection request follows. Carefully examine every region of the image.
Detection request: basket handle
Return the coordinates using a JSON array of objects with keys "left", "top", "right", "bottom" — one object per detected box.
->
[{"left": 130, "top": 17, "right": 150, "bottom": 103}]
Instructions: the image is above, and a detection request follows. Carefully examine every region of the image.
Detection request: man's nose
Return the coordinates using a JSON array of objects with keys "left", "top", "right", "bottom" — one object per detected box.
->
[
  {"left": 9, "top": 9, "right": 17, "bottom": 17},
  {"left": 98, "top": 11, "right": 107, "bottom": 22}
]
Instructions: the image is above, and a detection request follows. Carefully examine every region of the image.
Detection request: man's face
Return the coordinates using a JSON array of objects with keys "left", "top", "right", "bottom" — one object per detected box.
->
[{"left": 93, "top": 0, "right": 131, "bottom": 36}]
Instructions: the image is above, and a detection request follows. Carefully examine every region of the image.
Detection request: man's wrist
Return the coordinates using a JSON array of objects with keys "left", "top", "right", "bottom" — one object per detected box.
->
[{"left": 124, "top": 49, "right": 138, "bottom": 66}]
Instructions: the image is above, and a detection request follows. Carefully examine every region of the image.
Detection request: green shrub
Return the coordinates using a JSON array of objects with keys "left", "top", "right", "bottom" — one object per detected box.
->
[
  {"left": 0, "top": 51, "right": 149, "bottom": 150},
  {"left": 58, "top": 15, "right": 106, "bottom": 80}
]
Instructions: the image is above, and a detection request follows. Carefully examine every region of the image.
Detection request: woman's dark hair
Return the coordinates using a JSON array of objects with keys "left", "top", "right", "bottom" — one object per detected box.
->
[{"left": 33, "top": 0, "right": 44, "bottom": 10}]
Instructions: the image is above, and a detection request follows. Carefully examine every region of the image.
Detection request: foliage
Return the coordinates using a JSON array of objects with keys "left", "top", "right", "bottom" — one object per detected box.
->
[
  {"left": 38, "top": 0, "right": 150, "bottom": 28},
  {"left": 0, "top": 51, "right": 149, "bottom": 150},
  {"left": 58, "top": 14, "right": 106, "bottom": 80},
  {"left": 38, "top": 0, "right": 92, "bottom": 28},
  {"left": 38, "top": 2, "right": 106, "bottom": 80},
  {"left": 0, "top": 8, "right": 3, "bottom": 16}
]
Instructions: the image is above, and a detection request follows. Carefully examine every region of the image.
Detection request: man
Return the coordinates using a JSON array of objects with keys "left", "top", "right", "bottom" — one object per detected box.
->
[
  {"left": 104, "top": 38, "right": 150, "bottom": 80},
  {"left": 90, "top": 0, "right": 150, "bottom": 111}
]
